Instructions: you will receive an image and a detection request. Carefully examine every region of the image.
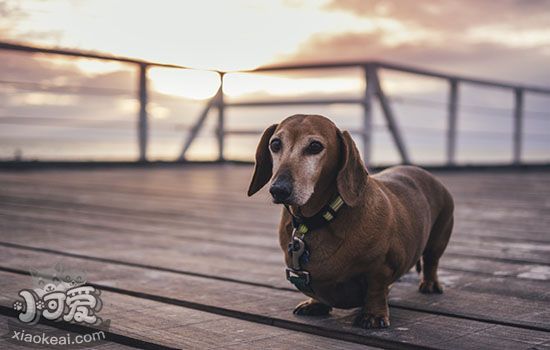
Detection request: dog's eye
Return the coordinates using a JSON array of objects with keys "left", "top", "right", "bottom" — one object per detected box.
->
[
  {"left": 306, "top": 141, "right": 324, "bottom": 155},
  {"left": 270, "top": 139, "right": 282, "bottom": 153}
]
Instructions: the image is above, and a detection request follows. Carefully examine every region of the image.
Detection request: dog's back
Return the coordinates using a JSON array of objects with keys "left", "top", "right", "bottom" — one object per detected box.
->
[
  {"left": 373, "top": 165, "right": 453, "bottom": 221},
  {"left": 373, "top": 165, "right": 454, "bottom": 292}
]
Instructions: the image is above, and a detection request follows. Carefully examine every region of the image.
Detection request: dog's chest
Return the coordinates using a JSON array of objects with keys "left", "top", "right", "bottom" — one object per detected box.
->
[
  {"left": 282, "top": 231, "right": 368, "bottom": 308},
  {"left": 282, "top": 228, "right": 359, "bottom": 283}
]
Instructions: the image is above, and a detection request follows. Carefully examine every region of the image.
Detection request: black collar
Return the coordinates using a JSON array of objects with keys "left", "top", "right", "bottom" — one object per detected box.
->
[{"left": 284, "top": 195, "right": 345, "bottom": 236}]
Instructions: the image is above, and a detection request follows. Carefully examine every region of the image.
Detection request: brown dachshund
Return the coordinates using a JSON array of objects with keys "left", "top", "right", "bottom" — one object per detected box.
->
[{"left": 247, "top": 114, "right": 454, "bottom": 329}]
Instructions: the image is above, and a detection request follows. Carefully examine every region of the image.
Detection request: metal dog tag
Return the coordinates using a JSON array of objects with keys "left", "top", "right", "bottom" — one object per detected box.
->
[{"left": 288, "top": 237, "right": 306, "bottom": 270}]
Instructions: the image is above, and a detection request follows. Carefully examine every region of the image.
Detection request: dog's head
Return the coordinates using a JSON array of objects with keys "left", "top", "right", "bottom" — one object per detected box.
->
[{"left": 247, "top": 114, "right": 368, "bottom": 207}]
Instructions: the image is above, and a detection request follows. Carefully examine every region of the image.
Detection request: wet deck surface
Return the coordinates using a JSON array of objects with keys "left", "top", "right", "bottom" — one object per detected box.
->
[{"left": 0, "top": 165, "right": 549, "bottom": 349}]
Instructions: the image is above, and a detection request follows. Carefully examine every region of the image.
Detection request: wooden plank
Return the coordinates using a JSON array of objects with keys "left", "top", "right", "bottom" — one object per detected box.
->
[
  {"left": 0, "top": 271, "right": 375, "bottom": 350},
  {"left": 0, "top": 206, "right": 544, "bottom": 286},
  {"left": 1, "top": 195, "right": 545, "bottom": 252},
  {"left": 1, "top": 187, "right": 549, "bottom": 247},
  {"left": 1, "top": 250, "right": 549, "bottom": 349},
  {"left": 3, "top": 201, "right": 548, "bottom": 286},
  {"left": 2, "top": 174, "right": 550, "bottom": 245},
  {"left": 0, "top": 237, "right": 549, "bottom": 332},
  {"left": 1, "top": 168, "right": 548, "bottom": 266},
  {"left": 1, "top": 202, "right": 549, "bottom": 270},
  {"left": 2, "top": 167, "right": 549, "bottom": 212},
  {"left": 2, "top": 168, "right": 549, "bottom": 242},
  {"left": 0, "top": 187, "right": 550, "bottom": 246},
  {"left": 1, "top": 170, "right": 548, "bottom": 246},
  {"left": 4, "top": 216, "right": 550, "bottom": 312},
  {"left": 1, "top": 166, "right": 550, "bottom": 348},
  {"left": 430, "top": 325, "right": 550, "bottom": 350},
  {"left": 0, "top": 170, "right": 544, "bottom": 282}
]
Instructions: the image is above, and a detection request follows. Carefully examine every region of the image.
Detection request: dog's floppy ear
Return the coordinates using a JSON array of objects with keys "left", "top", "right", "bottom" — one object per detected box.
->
[
  {"left": 247, "top": 124, "right": 278, "bottom": 196},
  {"left": 336, "top": 130, "right": 368, "bottom": 207}
]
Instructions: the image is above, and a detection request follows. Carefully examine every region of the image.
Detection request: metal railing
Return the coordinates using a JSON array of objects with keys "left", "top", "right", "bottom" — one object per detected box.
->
[
  {"left": 2, "top": 41, "right": 550, "bottom": 166},
  {"left": 0, "top": 41, "right": 192, "bottom": 162},
  {"left": 181, "top": 60, "right": 550, "bottom": 165}
]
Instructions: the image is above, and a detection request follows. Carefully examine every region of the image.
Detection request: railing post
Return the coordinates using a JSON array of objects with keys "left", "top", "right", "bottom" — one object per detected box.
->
[
  {"left": 447, "top": 79, "right": 459, "bottom": 166},
  {"left": 362, "top": 64, "right": 376, "bottom": 164},
  {"left": 178, "top": 86, "right": 221, "bottom": 161},
  {"left": 373, "top": 68, "right": 411, "bottom": 164},
  {"left": 513, "top": 88, "right": 524, "bottom": 165},
  {"left": 138, "top": 63, "right": 148, "bottom": 162},
  {"left": 217, "top": 72, "right": 225, "bottom": 161}
]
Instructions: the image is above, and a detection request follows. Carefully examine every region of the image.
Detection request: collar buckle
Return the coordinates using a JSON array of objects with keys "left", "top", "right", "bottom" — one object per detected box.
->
[{"left": 286, "top": 268, "right": 311, "bottom": 285}]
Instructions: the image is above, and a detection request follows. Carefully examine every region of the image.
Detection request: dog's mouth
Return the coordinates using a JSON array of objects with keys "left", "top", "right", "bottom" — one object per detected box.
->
[{"left": 271, "top": 196, "right": 294, "bottom": 205}]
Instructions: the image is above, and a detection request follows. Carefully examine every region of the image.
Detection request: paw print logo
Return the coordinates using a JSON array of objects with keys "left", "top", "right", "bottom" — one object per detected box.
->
[
  {"left": 36, "top": 300, "right": 45, "bottom": 311},
  {"left": 43, "top": 283, "right": 56, "bottom": 293},
  {"left": 13, "top": 301, "right": 23, "bottom": 311}
]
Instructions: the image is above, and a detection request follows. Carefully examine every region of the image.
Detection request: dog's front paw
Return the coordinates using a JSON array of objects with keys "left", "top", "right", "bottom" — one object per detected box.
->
[
  {"left": 293, "top": 299, "right": 332, "bottom": 316},
  {"left": 353, "top": 312, "right": 390, "bottom": 329},
  {"left": 419, "top": 279, "right": 444, "bottom": 294}
]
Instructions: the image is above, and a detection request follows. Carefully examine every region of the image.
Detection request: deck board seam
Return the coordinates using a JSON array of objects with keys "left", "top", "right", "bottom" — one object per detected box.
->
[
  {"left": 0, "top": 268, "right": 435, "bottom": 350},
  {"left": 3, "top": 197, "right": 550, "bottom": 246},
  {"left": 1, "top": 247, "right": 549, "bottom": 333},
  {"left": 1, "top": 235, "right": 548, "bottom": 284}
]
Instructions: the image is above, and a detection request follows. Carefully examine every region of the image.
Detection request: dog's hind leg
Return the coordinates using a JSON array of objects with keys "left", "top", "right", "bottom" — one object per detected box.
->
[
  {"left": 419, "top": 203, "right": 454, "bottom": 294},
  {"left": 293, "top": 298, "right": 332, "bottom": 316}
]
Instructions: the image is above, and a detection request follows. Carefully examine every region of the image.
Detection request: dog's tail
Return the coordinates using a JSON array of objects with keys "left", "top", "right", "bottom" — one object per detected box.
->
[{"left": 415, "top": 260, "right": 422, "bottom": 274}]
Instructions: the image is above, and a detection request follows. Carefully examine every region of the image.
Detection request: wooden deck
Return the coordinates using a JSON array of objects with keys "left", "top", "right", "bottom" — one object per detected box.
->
[{"left": 0, "top": 164, "right": 549, "bottom": 349}]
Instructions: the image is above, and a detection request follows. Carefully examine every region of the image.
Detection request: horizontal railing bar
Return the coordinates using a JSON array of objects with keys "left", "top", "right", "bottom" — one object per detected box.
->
[
  {"left": 376, "top": 62, "right": 550, "bottom": 94},
  {"left": 389, "top": 96, "right": 550, "bottom": 119},
  {"left": 248, "top": 61, "right": 368, "bottom": 72},
  {"left": 225, "top": 129, "right": 366, "bottom": 136},
  {"left": 251, "top": 61, "right": 550, "bottom": 95},
  {"left": 225, "top": 125, "right": 550, "bottom": 138},
  {"left": 225, "top": 98, "right": 364, "bottom": 107},
  {"left": 3, "top": 41, "right": 550, "bottom": 94},
  {"left": 0, "top": 41, "right": 192, "bottom": 70}
]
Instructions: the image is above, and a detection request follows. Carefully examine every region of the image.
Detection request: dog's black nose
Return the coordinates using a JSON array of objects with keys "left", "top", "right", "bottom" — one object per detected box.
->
[{"left": 270, "top": 176, "right": 293, "bottom": 203}]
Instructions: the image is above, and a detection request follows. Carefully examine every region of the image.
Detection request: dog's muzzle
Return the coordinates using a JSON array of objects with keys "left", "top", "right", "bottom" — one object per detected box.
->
[{"left": 270, "top": 173, "right": 293, "bottom": 204}]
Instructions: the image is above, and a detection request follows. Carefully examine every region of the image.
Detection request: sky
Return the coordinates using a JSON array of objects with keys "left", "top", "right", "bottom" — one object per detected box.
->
[{"left": 0, "top": 0, "right": 549, "bottom": 163}]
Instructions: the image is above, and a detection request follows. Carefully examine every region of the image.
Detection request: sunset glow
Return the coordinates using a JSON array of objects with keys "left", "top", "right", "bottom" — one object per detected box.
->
[
  {"left": 7, "top": 0, "right": 376, "bottom": 71},
  {"left": 3, "top": 0, "right": 550, "bottom": 100},
  {"left": 1, "top": 0, "right": 549, "bottom": 163},
  {"left": 149, "top": 68, "right": 220, "bottom": 100}
]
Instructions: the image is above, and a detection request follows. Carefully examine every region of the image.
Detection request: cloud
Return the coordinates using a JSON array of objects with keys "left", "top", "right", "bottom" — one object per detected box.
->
[
  {"left": 0, "top": 0, "right": 63, "bottom": 42},
  {"left": 277, "top": 0, "right": 550, "bottom": 85},
  {"left": 324, "top": 0, "right": 550, "bottom": 32},
  {"left": 0, "top": 0, "right": 21, "bottom": 38},
  {"left": 0, "top": 0, "right": 22, "bottom": 18},
  {"left": 282, "top": 30, "right": 549, "bottom": 83}
]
